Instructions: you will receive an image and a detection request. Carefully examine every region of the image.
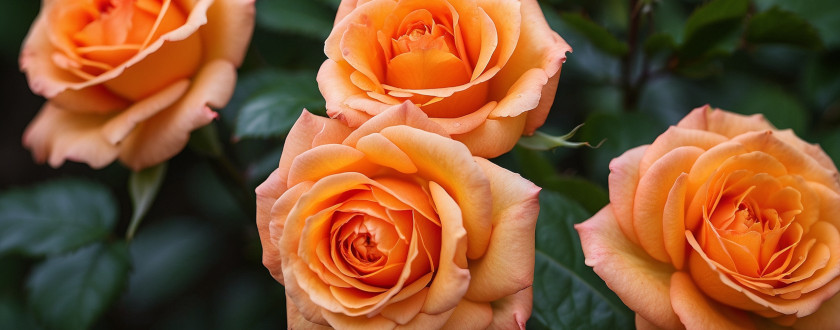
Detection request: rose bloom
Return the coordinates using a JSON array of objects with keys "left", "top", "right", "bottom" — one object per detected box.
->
[
  {"left": 20, "top": 0, "right": 255, "bottom": 170},
  {"left": 576, "top": 106, "right": 840, "bottom": 329},
  {"left": 317, "top": 0, "right": 571, "bottom": 158},
  {"left": 256, "top": 101, "right": 540, "bottom": 328}
]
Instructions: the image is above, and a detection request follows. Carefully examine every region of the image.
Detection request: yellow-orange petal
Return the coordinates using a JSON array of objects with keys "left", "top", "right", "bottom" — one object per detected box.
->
[
  {"left": 575, "top": 206, "right": 683, "bottom": 329},
  {"left": 380, "top": 126, "right": 493, "bottom": 258},
  {"left": 676, "top": 105, "right": 775, "bottom": 138},
  {"left": 450, "top": 112, "right": 527, "bottom": 158},
  {"left": 279, "top": 110, "right": 355, "bottom": 181},
  {"left": 49, "top": 84, "right": 129, "bottom": 114},
  {"left": 343, "top": 101, "right": 450, "bottom": 146},
  {"left": 421, "top": 182, "right": 470, "bottom": 315},
  {"left": 488, "top": 287, "right": 532, "bottom": 330},
  {"left": 608, "top": 145, "right": 647, "bottom": 244},
  {"left": 116, "top": 59, "right": 234, "bottom": 170},
  {"left": 465, "top": 157, "right": 539, "bottom": 302},
  {"left": 22, "top": 102, "right": 119, "bottom": 168},
  {"left": 286, "top": 294, "right": 332, "bottom": 328},
  {"left": 634, "top": 146, "right": 704, "bottom": 263},
  {"left": 318, "top": 60, "right": 375, "bottom": 127},
  {"left": 670, "top": 271, "right": 757, "bottom": 329},
  {"left": 440, "top": 299, "right": 493, "bottom": 329},
  {"left": 203, "top": 0, "right": 255, "bottom": 66},
  {"left": 638, "top": 126, "right": 728, "bottom": 177}
]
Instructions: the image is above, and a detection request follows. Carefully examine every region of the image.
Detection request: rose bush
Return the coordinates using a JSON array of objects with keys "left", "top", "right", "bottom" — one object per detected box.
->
[
  {"left": 317, "top": 0, "right": 571, "bottom": 158},
  {"left": 21, "top": 0, "right": 255, "bottom": 170},
  {"left": 576, "top": 106, "right": 840, "bottom": 329},
  {"left": 256, "top": 102, "right": 540, "bottom": 328}
]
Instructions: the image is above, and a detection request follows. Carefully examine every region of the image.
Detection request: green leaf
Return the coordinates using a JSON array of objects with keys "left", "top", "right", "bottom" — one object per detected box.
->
[
  {"left": 234, "top": 71, "right": 325, "bottom": 140},
  {"left": 644, "top": 32, "right": 676, "bottom": 54},
  {"left": 517, "top": 125, "right": 602, "bottom": 150},
  {"left": 27, "top": 243, "right": 130, "bottom": 330},
  {"left": 732, "top": 82, "right": 810, "bottom": 135},
  {"left": 188, "top": 123, "right": 224, "bottom": 157},
  {"left": 560, "top": 12, "right": 628, "bottom": 56},
  {"left": 578, "top": 112, "right": 666, "bottom": 186},
  {"left": 0, "top": 295, "right": 39, "bottom": 330},
  {"left": 123, "top": 218, "right": 221, "bottom": 312},
  {"left": 746, "top": 8, "right": 822, "bottom": 49},
  {"left": 507, "top": 146, "right": 608, "bottom": 214},
  {"left": 680, "top": 0, "right": 748, "bottom": 57},
  {"left": 531, "top": 191, "right": 633, "bottom": 329},
  {"left": 127, "top": 163, "right": 168, "bottom": 240},
  {"left": 256, "top": 0, "right": 335, "bottom": 40},
  {"left": 753, "top": 0, "right": 840, "bottom": 48},
  {"left": 0, "top": 179, "right": 117, "bottom": 256}
]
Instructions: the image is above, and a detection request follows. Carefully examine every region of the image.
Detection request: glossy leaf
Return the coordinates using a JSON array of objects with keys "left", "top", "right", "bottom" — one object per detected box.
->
[
  {"left": 0, "top": 179, "right": 116, "bottom": 256},
  {"left": 530, "top": 191, "right": 633, "bottom": 329},
  {"left": 560, "top": 12, "right": 628, "bottom": 56},
  {"left": 256, "top": 0, "right": 335, "bottom": 40},
  {"left": 680, "top": 0, "right": 748, "bottom": 57},
  {"left": 753, "top": 0, "right": 840, "bottom": 47},
  {"left": 234, "top": 71, "right": 324, "bottom": 140},
  {"left": 746, "top": 8, "right": 822, "bottom": 49},
  {"left": 518, "top": 125, "right": 600, "bottom": 150},
  {"left": 27, "top": 243, "right": 130, "bottom": 330},
  {"left": 122, "top": 218, "right": 221, "bottom": 312},
  {"left": 127, "top": 163, "right": 168, "bottom": 240}
]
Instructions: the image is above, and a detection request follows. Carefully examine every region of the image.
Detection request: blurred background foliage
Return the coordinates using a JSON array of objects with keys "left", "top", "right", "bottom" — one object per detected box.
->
[{"left": 1, "top": 0, "right": 839, "bottom": 329}]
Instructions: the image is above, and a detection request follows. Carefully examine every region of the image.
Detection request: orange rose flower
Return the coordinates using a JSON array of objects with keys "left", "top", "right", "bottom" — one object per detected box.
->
[
  {"left": 20, "top": 0, "right": 255, "bottom": 170},
  {"left": 317, "top": 0, "right": 571, "bottom": 158},
  {"left": 576, "top": 106, "right": 840, "bottom": 329},
  {"left": 256, "top": 102, "right": 540, "bottom": 328}
]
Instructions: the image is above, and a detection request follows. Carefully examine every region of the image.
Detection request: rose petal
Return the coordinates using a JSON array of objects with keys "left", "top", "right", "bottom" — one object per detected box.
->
[
  {"left": 116, "top": 59, "right": 236, "bottom": 170},
  {"left": 422, "top": 181, "right": 470, "bottom": 315},
  {"left": 676, "top": 105, "right": 775, "bottom": 138},
  {"left": 202, "top": 0, "right": 255, "bottom": 66},
  {"left": 608, "top": 145, "right": 648, "bottom": 244},
  {"left": 440, "top": 299, "right": 493, "bottom": 329},
  {"left": 286, "top": 294, "right": 332, "bottom": 328},
  {"left": 634, "top": 146, "right": 704, "bottom": 263},
  {"left": 22, "top": 102, "right": 119, "bottom": 168},
  {"left": 575, "top": 206, "right": 683, "bottom": 329},
  {"left": 465, "top": 157, "right": 539, "bottom": 302},
  {"left": 670, "top": 271, "right": 757, "bottom": 329},
  {"left": 488, "top": 287, "right": 532, "bottom": 330},
  {"left": 450, "top": 113, "right": 527, "bottom": 158},
  {"left": 380, "top": 126, "right": 493, "bottom": 258},
  {"left": 343, "top": 101, "right": 450, "bottom": 146}
]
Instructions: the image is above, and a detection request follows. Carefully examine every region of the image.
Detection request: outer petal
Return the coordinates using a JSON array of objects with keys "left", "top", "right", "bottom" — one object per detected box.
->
[
  {"left": 343, "top": 101, "right": 450, "bottom": 147},
  {"left": 439, "top": 299, "right": 493, "bottom": 330},
  {"left": 22, "top": 102, "right": 119, "bottom": 168},
  {"left": 793, "top": 289, "right": 840, "bottom": 329},
  {"left": 380, "top": 126, "right": 493, "bottom": 259},
  {"left": 488, "top": 287, "right": 532, "bottom": 330},
  {"left": 670, "top": 272, "right": 756, "bottom": 330},
  {"left": 117, "top": 60, "right": 234, "bottom": 170},
  {"left": 287, "top": 294, "right": 333, "bottom": 329},
  {"left": 575, "top": 206, "right": 683, "bottom": 330},
  {"left": 450, "top": 113, "right": 527, "bottom": 158},
  {"left": 676, "top": 105, "right": 775, "bottom": 139},
  {"left": 202, "top": 0, "right": 256, "bottom": 66},
  {"left": 607, "top": 145, "right": 648, "bottom": 244},
  {"left": 465, "top": 157, "right": 539, "bottom": 302}
]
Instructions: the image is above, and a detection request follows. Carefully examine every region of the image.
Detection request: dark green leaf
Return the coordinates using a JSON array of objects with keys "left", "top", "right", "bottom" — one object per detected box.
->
[
  {"left": 517, "top": 125, "right": 599, "bottom": 150},
  {"left": 213, "top": 272, "right": 287, "bottom": 330},
  {"left": 246, "top": 146, "right": 284, "bottom": 187},
  {"left": 746, "top": 8, "right": 822, "bottom": 49},
  {"left": 234, "top": 71, "right": 325, "bottom": 140},
  {"left": 560, "top": 12, "right": 629, "bottom": 56},
  {"left": 188, "top": 123, "right": 224, "bottom": 157},
  {"left": 818, "top": 130, "right": 840, "bottom": 168},
  {"left": 732, "top": 83, "right": 810, "bottom": 135},
  {"left": 644, "top": 32, "right": 676, "bottom": 54},
  {"left": 753, "top": 0, "right": 840, "bottom": 47},
  {"left": 127, "top": 163, "right": 168, "bottom": 240},
  {"left": 531, "top": 191, "right": 633, "bottom": 329},
  {"left": 680, "top": 0, "right": 748, "bottom": 57},
  {"left": 0, "top": 179, "right": 117, "bottom": 256},
  {"left": 578, "top": 112, "right": 666, "bottom": 186},
  {"left": 0, "top": 295, "right": 39, "bottom": 330},
  {"left": 256, "top": 0, "right": 335, "bottom": 40},
  {"left": 123, "top": 218, "right": 221, "bottom": 312},
  {"left": 508, "top": 146, "right": 608, "bottom": 214},
  {"left": 27, "top": 243, "right": 130, "bottom": 330}
]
